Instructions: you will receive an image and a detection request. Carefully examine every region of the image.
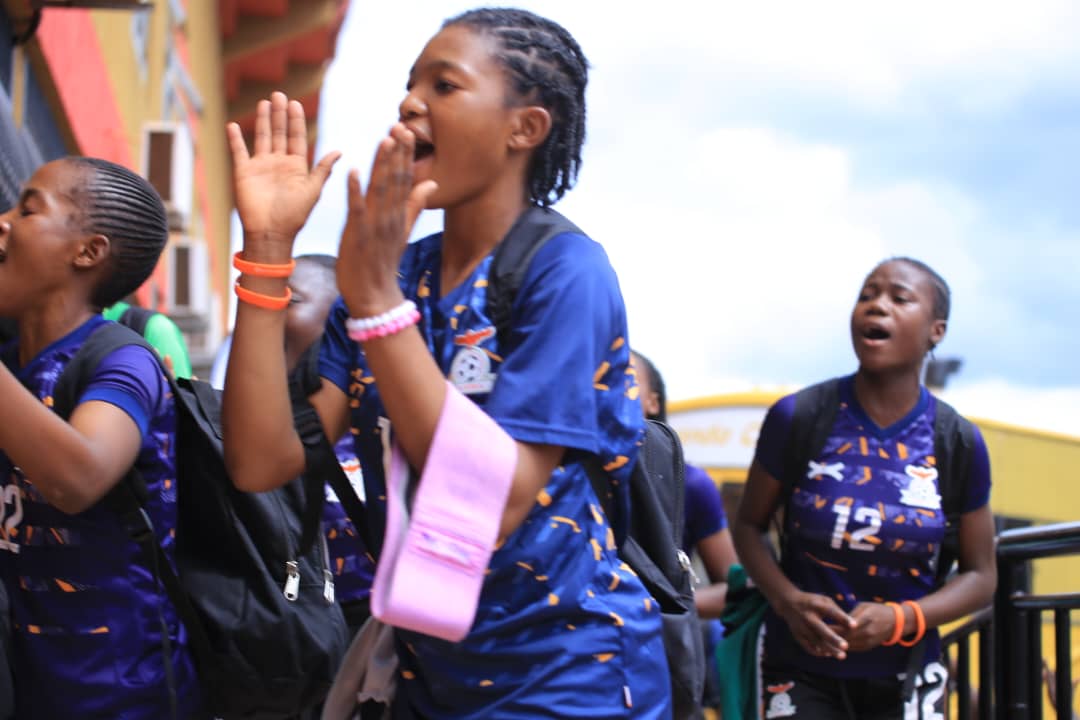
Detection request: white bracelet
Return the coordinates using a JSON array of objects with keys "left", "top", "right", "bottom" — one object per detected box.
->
[{"left": 345, "top": 300, "right": 418, "bottom": 334}]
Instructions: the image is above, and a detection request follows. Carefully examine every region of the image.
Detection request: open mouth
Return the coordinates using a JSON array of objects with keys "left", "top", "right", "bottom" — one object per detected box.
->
[
  {"left": 861, "top": 326, "right": 890, "bottom": 341},
  {"left": 414, "top": 140, "right": 434, "bottom": 162}
]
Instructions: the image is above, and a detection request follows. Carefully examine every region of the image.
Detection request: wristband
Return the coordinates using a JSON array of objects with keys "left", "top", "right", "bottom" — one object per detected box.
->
[
  {"left": 898, "top": 600, "right": 926, "bottom": 647},
  {"left": 232, "top": 251, "right": 296, "bottom": 278},
  {"left": 346, "top": 300, "right": 420, "bottom": 343},
  {"left": 234, "top": 281, "right": 292, "bottom": 311},
  {"left": 882, "top": 601, "right": 905, "bottom": 646}
]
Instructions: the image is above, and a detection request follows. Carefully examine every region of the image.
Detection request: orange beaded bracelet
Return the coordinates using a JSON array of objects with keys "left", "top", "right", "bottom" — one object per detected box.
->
[
  {"left": 898, "top": 600, "right": 926, "bottom": 647},
  {"left": 234, "top": 281, "right": 292, "bottom": 311},
  {"left": 232, "top": 251, "right": 296, "bottom": 278},
  {"left": 882, "top": 601, "right": 905, "bottom": 646}
]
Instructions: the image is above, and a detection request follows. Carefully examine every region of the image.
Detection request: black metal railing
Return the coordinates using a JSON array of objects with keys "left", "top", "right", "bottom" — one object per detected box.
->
[
  {"left": 941, "top": 521, "right": 1080, "bottom": 720},
  {"left": 994, "top": 521, "right": 1080, "bottom": 720},
  {"left": 942, "top": 606, "right": 994, "bottom": 719}
]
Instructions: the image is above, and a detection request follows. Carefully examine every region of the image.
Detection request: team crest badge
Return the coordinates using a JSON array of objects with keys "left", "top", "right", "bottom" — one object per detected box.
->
[
  {"left": 899, "top": 465, "right": 942, "bottom": 509},
  {"left": 765, "top": 682, "right": 797, "bottom": 718},
  {"left": 449, "top": 325, "right": 497, "bottom": 395}
]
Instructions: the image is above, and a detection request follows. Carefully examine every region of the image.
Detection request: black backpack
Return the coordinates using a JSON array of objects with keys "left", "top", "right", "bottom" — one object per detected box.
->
[
  {"left": 488, "top": 206, "right": 706, "bottom": 720},
  {"left": 117, "top": 304, "right": 155, "bottom": 337},
  {"left": 780, "top": 377, "right": 975, "bottom": 581},
  {"left": 51, "top": 322, "right": 349, "bottom": 719},
  {"left": 0, "top": 319, "right": 15, "bottom": 347},
  {"left": 778, "top": 376, "right": 975, "bottom": 692}
]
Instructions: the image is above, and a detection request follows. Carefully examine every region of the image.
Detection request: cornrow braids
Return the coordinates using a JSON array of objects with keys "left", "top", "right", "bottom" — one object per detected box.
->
[
  {"left": 443, "top": 7, "right": 588, "bottom": 207},
  {"left": 882, "top": 256, "right": 951, "bottom": 321},
  {"left": 66, "top": 157, "right": 169, "bottom": 309}
]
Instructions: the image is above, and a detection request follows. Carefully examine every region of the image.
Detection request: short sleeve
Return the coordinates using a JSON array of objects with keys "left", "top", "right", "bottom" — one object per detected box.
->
[
  {"left": 962, "top": 424, "right": 992, "bottom": 513},
  {"left": 684, "top": 464, "right": 727, "bottom": 547},
  {"left": 318, "top": 298, "right": 354, "bottom": 395},
  {"left": 482, "top": 232, "right": 635, "bottom": 455},
  {"left": 753, "top": 394, "right": 797, "bottom": 481},
  {"left": 77, "top": 344, "right": 168, "bottom": 437}
]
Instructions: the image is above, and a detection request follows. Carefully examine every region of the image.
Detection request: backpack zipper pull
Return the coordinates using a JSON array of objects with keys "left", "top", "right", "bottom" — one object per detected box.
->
[
  {"left": 284, "top": 561, "right": 300, "bottom": 601},
  {"left": 677, "top": 549, "right": 700, "bottom": 585},
  {"left": 323, "top": 569, "right": 335, "bottom": 604}
]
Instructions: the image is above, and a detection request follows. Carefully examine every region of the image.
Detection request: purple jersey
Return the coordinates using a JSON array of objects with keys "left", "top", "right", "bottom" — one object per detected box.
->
[
  {"left": 0, "top": 316, "right": 200, "bottom": 718},
  {"left": 755, "top": 375, "right": 990, "bottom": 678},
  {"left": 323, "top": 435, "right": 375, "bottom": 605},
  {"left": 683, "top": 463, "right": 728, "bottom": 554},
  {"left": 319, "top": 230, "right": 670, "bottom": 718}
]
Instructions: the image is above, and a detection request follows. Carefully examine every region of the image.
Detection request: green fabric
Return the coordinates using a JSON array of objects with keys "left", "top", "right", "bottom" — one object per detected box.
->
[
  {"left": 101, "top": 302, "right": 193, "bottom": 379},
  {"left": 714, "top": 563, "right": 768, "bottom": 720}
]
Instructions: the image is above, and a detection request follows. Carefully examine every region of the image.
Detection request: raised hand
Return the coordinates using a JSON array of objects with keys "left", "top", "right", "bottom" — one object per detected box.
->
[
  {"left": 776, "top": 589, "right": 856, "bottom": 660},
  {"left": 337, "top": 123, "right": 438, "bottom": 318},
  {"left": 227, "top": 91, "right": 341, "bottom": 258}
]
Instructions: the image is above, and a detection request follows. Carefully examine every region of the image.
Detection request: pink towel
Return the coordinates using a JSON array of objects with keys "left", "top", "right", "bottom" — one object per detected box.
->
[{"left": 370, "top": 381, "right": 517, "bottom": 641}]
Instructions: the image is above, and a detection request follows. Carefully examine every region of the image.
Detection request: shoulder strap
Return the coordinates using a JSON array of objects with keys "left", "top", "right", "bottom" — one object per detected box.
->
[
  {"left": 781, "top": 378, "right": 842, "bottom": 497},
  {"left": 486, "top": 205, "right": 582, "bottom": 343},
  {"left": 774, "top": 378, "right": 842, "bottom": 552},
  {"left": 117, "top": 305, "right": 156, "bottom": 338},
  {"left": 53, "top": 322, "right": 158, "bottom": 419},
  {"left": 51, "top": 322, "right": 201, "bottom": 720},
  {"left": 288, "top": 342, "right": 377, "bottom": 556},
  {"left": 931, "top": 395, "right": 975, "bottom": 583}
]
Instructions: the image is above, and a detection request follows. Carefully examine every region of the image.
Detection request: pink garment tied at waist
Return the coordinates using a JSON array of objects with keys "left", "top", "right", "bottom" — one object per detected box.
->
[{"left": 370, "top": 381, "right": 517, "bottom": 641}]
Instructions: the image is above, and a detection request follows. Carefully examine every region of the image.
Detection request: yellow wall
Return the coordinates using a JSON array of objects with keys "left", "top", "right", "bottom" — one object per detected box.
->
[
  {"left": 669, "top": 393, "right": 1080, "bottom": 597},
  {"left": 180, "top": 3, "right": 232, "bottom": 322},
  {"left": 89, "top": 1, "right": 232, "bottom": 341}
]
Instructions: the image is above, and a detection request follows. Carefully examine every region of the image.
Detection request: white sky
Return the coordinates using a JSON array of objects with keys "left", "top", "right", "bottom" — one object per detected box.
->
[{"left": 292, "top": 0, "right": 1080, "bottom": 438}]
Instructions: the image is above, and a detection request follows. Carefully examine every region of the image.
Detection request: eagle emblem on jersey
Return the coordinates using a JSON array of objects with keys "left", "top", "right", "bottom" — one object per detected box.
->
[
  {"left": 765, "top": 682, "right": 797, "bottom": 718},
  {"left": 449, "top": 325, "right": 497, "bottom": 395},
  {"left": 900, "top": 465, "right": 942, "bottom": 509},
  {"left": 807, "top": 460, "right": 845, "bottom": 482}
]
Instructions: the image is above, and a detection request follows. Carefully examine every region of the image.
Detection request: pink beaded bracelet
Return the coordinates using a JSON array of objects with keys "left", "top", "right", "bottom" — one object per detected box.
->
[{"left": 346, "top": 304, "right": 421, "bottom": 343}]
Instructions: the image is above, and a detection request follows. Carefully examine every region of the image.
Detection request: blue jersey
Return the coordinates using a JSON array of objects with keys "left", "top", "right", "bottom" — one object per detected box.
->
[
  {"left": 320, "top": 230, "right": 671, "bottom": 718},
  {"left": 323, "top": 435, "right": 375, "bottom": 605},
  {"left": 683, "top": 463, "right": 728, "bottom": 554},
  {"left": 0, "top": 316, "right": 200, "bottom": 718},
  {"left": 756, "top": 375, "right": 990, "bottom": 678}
]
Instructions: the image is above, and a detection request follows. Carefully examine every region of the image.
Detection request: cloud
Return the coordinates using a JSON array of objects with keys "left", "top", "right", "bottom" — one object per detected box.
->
[
  {"left": 943, "top": 379, "right": 1080, "bottom": 439},
  {"left": 285, "top": 0, "right": 1080, "bottom": 437}
]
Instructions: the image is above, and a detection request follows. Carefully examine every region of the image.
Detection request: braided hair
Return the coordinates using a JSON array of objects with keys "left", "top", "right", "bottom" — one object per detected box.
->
[
  {"left": 878, "top": 256, "right": 951, "bottom": 322},
  {"left": 66, "top": 157, "right": 169, "bottom": 309},
  {"left": 443, "top": 8, "right": 589, "bottom": 207}
]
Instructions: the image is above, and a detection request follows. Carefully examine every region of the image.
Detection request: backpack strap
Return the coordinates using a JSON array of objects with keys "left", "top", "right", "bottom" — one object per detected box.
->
[
  {"left": 931, "top": 395, "right": 975, "bottom": 585},
  {"left": 117, "top": 305, "right": 156, "bottom": 338},
  {"left": 486, "top": 205, "right": 582, "bottom": 343},
  {"left": 899, "top": 393, "right": 973, "bottom": 699},
  {"left": 777, "top": 378, "right": 843, "bottom": 553},
  {"left": 289, "top": 339, "right": 377, "bottom": 556},
  {"left": 52, "top": 322, "right": 204, "bottom": 720}
]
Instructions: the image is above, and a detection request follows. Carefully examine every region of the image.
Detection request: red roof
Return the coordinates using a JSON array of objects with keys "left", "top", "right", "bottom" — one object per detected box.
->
[{"left": 219, "top": 0, "right": 350, "bottom": 137}]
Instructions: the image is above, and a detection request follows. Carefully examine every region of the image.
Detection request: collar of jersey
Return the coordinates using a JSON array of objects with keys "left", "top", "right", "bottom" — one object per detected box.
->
[
  {"left": 838, "top": 373, "right": 931, "bottom": 441},
  {"left": 14, "top": 314, "right": 108, "bottom": 379}
]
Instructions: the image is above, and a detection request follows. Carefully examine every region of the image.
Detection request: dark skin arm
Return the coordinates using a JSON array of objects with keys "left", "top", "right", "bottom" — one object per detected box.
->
[
  {"left": 842, "top": 503, "right": 997, "bottom": 651},
  {"left": 335, "top": 123, "right": 562, "bottom": 540},
  {"left": 224, "top": 93, "right": 561, "bottom": 540},
  {"left": 0, "top": 363, "right": 144, "bottom": 515},
  {"left": 732, "top": 459, "right": 856, "bottom": 659},
  {"left": 694, "top": 528, "right": 737, "bottom": 619}
]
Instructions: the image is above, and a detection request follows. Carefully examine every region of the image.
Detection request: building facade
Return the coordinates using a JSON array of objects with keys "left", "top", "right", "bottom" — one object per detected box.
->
[{"left": 1, "top": 0, "right": 348, "bottom": 373}]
